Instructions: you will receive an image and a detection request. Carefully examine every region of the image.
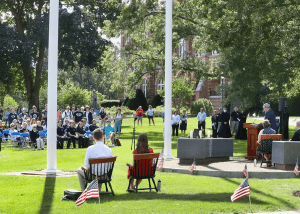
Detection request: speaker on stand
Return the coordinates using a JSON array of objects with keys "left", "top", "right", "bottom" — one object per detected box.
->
[{"left": 278, "top": 97, "right": 289, "bottom": 139}]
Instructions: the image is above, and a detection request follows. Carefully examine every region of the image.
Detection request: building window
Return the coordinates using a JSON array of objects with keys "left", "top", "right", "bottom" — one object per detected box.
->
[
  {"left": 142, "top": 80, "right": 147, "bottom": 98},
  {"left": 179, "top": 38, "right": 186, "bottom": 59},
  {"left": 212, "top": 50, "right": 218, "bottom": 55},
  {"left": 158, "top": 80, "right": 164, "bottom": 91}
]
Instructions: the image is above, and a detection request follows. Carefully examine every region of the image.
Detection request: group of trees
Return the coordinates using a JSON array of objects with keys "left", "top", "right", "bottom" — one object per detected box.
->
[{"left": 1, "top": 0, "right": 300, "bottom": 113}]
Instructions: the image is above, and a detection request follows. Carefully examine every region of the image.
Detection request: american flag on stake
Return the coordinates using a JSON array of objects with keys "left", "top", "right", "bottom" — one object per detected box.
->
[
  {"left": 188, "top": 161, "right": 196, "bottom": 174},
  {"left": 157, "top": 157, "right": 164, "bottom": 169},
  {"left": 243, "top": 164, "right": 248, "bottom": 178},
  {"left": 76, "top": 179, "right": 99, "bottom": 206},
  {"left": 159, "top": 149, "right": 164, "bottom": 158},
  {"left": 294, "top": 159, "right": 299, "bottom": 176},
  {"left": 231, "top": 178, "right": 250, "bottom": 202}
]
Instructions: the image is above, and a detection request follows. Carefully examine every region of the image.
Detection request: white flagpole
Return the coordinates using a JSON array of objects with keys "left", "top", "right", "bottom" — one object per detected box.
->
[
  {"left": 47, "top": 0, "right": 59, "bottom": 173},
  {"left": 164, "top": 0, "right": 173, "bottom": 159}
]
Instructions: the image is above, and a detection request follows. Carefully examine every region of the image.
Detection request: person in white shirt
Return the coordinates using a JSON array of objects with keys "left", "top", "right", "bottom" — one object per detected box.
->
[
  {"left": 26, "top": 119, "right": 32, "bottom": 131},
  {"left": 77, "top": 128, "right": 113, "bottom": 191},
  {"left": 197, "top": 108, "right": 207, "bottom": 136},
  {"left": 62, "top": 106, "right": 72, "bottom": 124},
  {"left": 171, "top": 110, "right": 181, "bottom": 137},
  {"left": 147, "top": 105, "right": 155, "bottom": 126}
]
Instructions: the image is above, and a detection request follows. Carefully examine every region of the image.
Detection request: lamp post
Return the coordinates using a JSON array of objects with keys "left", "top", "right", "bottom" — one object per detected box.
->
[{"left": 221, "top": 76, "right": 225, "bottom": 110}]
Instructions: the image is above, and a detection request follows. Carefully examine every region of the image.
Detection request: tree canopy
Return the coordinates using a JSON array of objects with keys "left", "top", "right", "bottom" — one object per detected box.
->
[{"left": 0, "top": 0, "right": 121, "bottom": 111}]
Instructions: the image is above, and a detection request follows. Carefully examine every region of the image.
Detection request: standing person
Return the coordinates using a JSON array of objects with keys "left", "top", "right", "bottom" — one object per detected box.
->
[
  {"left": 42, "top": 104, "right": 47, "bottom": 126},
  {"left": 57, "top": 105, "right": 62, "bottom": 121},
  {"left": 30, "top": 106, "right": 39, "bottom": 121},
  {"left": 263, "top": 103, "right": 277, "bottom": 133},
  {"left": 147, "top": 105, "right": 155, "bottom": 126},
  {"left": 67, "top": 120, "right": 78, "bottom": 149},
  {"left": 0, "top": 106, "right": 3, "bottom": 121},
  {"left": 71, "top": 106, "right": 76, "bottom": 120},
  {"left": 230, "top": 107, "right": 240, "bottom": 136},
  {"left": 136, "top": 106, "right": 143, "bottom": 126},
  {"left": 74, "top": 106, "right": 83, "bottom": 124},
  {"left": 4, "top": 108, "right": 10, "bottom": 128},
  {"left": 127, "top": 133, "right": 153, "bottom": 191},
  {"left": 197, "top": 108, "right": 207, "bottom": 136},
  {"left": 99, "top": 107, "right": 106, "bottom": 128},
  {"left": 8, "top": 107, "right": 18, "bottom": 127},
  {"left": 18, "top": 108, "right": 28, "bottom": 123},
  {"left": 171, "top": 110, "right": 180, "bottom": 137},
  {"left": 211, "top": 110, "right": 218, "bottom": 138},
  {"left": 91, "top": 108, "right": 97, "bottom": 121},
  {"left": 114, "top": 108, "right": 124, "bottom": 138},
  {"left": 235, "top": 110, "right": 247, "bottom": 140},
  {"left": 84, "top": 105, "right": 93, "bottom": 125},
  {"left": 77, "top": 128, "right": 112, "bottom": 192},
  {"left": 218, "top": 108, "right": 232, "bottom": 138},
  {"left": 180, "top": 110, "right": 187, "bottom": 136},
  {"left": 217, "top": 108, "right": 222, "bottom": 132},
  {"left": 62, "top": 106, "right": 73, "bottom": 124}
]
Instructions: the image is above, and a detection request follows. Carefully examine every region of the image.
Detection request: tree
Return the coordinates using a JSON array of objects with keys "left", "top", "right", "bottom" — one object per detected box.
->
[
  {"left": 126, "top": 89, "right": 148, "bottom": 111},
  {"left": 102, "top": 0, "right": 214, "bottom": 98},
  {"left": 0, "top": 0, "right": 121, "bottom": 111},
  {"left": 158, "top": 75, "right": 195, "bottom": 113},
  {"left": 190, "top": 99, "right": 214, "bottom": 115}
]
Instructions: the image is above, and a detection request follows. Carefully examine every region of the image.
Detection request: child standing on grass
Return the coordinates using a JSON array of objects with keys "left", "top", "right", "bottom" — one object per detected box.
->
[{"left": 147, "top": 105, "right": 155, "bottom": 126}]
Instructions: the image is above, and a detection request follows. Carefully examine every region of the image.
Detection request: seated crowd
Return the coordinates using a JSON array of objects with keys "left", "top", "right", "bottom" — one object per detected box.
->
[{"left": 0, "top": 104, "right": 123, "bottom": 149}]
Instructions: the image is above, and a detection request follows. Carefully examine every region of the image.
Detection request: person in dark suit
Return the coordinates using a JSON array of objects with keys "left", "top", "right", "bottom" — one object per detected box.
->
[
  {"left": 211, "top": 110, "right": 218, "bottom": 138},
  {"left": 218, "top": 108, "right": 232, "bottom": 138},
  {"left": 235, "top": 110, "right": 247, "bottom": 140},
  {"left": 263, "top": 103, "right": 277, "bottom": 133},
  {"left": 290, "top": 121, "right": 300, "bottom": 141}
]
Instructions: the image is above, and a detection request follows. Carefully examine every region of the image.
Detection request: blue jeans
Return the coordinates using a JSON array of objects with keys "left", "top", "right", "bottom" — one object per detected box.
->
[{"left": 114, "top": 121, "right": 122, "bottom": 137}]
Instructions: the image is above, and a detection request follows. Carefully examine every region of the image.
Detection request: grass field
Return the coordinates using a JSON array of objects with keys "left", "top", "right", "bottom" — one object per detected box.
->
[{"left": 0, "top": 117, "right": 299, "bottom": 214}]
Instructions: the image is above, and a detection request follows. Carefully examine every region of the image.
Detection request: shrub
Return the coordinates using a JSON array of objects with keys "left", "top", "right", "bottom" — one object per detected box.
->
[
  {"left": 151, "top": 94, "right": 163, "bottom": 108},
  {"left": 105, "top": 106, "right": 133, "bottom": 116},
  {"left": 123, "top": 97, "right": 129, "bottom": 106},
  {"left": 190, "top": 99, "right": 214, "bottom": 115},
  {"left": 126, "top": 89, "right": 148, "bottom": 111},
  {"left": 100, "top": 100, "right": 122, "bottom": 108}
]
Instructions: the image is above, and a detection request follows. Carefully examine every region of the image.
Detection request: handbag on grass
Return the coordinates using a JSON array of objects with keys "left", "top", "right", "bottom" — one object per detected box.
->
[{"left": 61, "top": 189, "right": 82, "bottom": 201}]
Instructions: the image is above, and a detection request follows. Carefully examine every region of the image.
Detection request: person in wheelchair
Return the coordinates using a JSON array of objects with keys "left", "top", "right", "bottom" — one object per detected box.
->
[{"left": 101, "top": 120, "right": 116, "bottom": 147}]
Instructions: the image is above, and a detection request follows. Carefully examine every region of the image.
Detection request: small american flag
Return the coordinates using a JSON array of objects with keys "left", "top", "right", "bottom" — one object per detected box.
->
[
  {"left": 231, "top": 178, "right": 250, "bottom": 202},
  {"left": 159, "top": 149, "right": 164, "bottom": 158},
  {"left": 76, "top": 179, "right": 99, "bottom": 206},
  {"left": 188, "top": 161, "right": 196, "bottom": 174},
  {"left": 294, "top": 160, "right": 299, "bottom": 176},
  {"left": 243, "top": 164, "right": 248, "bottom": 178},
  {"left": 157, "top": 158, "right": 164, "bottom": 169}
]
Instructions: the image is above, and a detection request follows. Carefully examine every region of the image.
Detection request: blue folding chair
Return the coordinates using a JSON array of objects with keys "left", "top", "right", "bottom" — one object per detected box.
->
[
  {"left": 2, "top": 130, "right": 10, "bottom": 149},
  {"left": 20, "top": 133, "right": 33, "bottom": 149},
  {"left": 10, "top": 132, "right": 21, "bottom": 149},
  {"left": 39, "top": 131, "right": 47, "bottom": 147}
]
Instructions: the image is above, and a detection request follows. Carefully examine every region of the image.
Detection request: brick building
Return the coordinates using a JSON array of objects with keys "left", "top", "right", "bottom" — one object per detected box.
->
[{"left": 120, "top": 35, "right": 226, "bottom": 111}]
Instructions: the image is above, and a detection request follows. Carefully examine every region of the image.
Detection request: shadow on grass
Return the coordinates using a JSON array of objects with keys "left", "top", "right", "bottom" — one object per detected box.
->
[
  {"left": 85, "top": 192, "right": 267, "bottom": 204},
  {"left": 38, "top": 176, "right": 56, "bottom": 214}
]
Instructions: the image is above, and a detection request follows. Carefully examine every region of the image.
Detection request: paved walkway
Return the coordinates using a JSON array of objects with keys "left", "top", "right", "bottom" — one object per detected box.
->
[
  {"left": 161, "top": 157, "right": 297, "bottom": 179},
  {"left": 0, "top": 170, "right": 77, "bottom": 177}
]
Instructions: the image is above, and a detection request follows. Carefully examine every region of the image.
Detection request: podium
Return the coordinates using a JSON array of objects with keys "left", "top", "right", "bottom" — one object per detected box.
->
[{"left": 243, "top": 123, "right": 260, "bottom": 160}]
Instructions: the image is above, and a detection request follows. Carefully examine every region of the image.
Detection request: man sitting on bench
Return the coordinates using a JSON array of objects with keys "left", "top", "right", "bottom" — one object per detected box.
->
[{"left": 290, "top": 121, "right": 300, "bottom": 141}]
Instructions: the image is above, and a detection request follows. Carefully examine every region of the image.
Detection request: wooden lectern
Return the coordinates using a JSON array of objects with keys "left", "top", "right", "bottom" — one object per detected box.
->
[{"left": 243, "top": 123, "right": 260, "bottom": 160}]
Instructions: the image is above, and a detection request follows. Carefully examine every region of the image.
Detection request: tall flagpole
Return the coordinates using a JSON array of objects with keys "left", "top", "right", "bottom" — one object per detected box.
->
[
  {"left": 164, "top": 0, "right": 173, "bottom": 159},
  {"left": 47, "top": 0, "right": 59, "bottom": 173}
]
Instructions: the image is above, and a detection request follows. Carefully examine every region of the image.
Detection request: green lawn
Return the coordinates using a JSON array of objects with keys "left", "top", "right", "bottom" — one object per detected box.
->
[{"left": 0, "top": 117, "right": 299, "bottom": 214}]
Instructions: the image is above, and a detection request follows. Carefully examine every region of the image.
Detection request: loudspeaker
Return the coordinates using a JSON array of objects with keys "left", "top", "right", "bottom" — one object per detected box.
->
[{"left": 278, "top": 97, "right": 287, "bottom": 111}]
